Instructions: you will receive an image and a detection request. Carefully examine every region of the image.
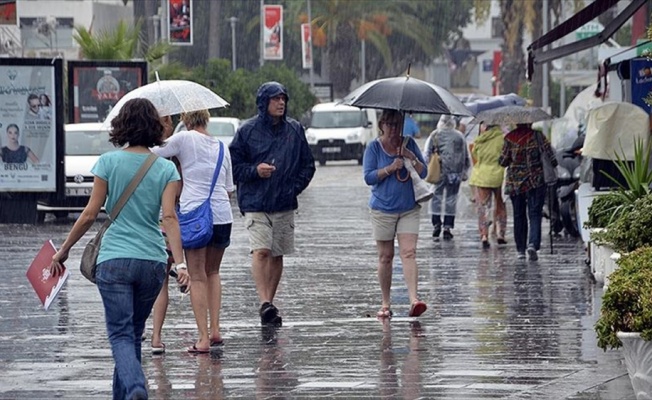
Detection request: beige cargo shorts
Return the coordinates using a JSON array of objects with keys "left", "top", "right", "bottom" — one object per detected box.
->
[{"left": 244, "top": 210, "right": 295, "bottom": 257}]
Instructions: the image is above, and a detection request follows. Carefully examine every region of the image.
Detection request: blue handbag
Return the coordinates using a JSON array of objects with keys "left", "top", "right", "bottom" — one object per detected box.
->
[{"left": 177, "top": 141, "right": 224, "bottom": 249}]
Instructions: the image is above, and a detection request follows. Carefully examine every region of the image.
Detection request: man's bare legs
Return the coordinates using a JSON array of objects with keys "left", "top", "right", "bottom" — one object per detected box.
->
[
  {"left": 376, "top": 240, "right": 394, "bottom": 315},
  {"left": 206, "top": 246, "right": 225, "bottom": 342},
  {"left": 252, "top": 249, "right": 284, "bottom": 323}
]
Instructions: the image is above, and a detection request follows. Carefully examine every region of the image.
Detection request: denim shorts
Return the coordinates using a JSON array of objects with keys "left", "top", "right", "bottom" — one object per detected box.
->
[{"left": 207, "top": 223, "right": 232, "bottom": 249}]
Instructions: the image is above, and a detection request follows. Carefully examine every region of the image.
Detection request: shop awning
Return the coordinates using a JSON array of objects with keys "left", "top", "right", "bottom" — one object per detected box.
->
[{"left": 527, "top": 0, "right": 647, "bottom": 80}]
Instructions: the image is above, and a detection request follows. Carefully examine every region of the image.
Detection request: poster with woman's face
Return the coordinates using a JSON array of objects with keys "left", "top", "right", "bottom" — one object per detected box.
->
[{"left": 0, "top": 65, "right": 56, "bottom": 191}]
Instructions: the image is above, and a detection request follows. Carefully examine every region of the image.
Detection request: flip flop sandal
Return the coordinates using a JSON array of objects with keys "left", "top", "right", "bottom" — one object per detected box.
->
[
  {"left": 210, "top": 337, "right": 224, "bottom": 347},
  {"left": 409, "top": 300, "right": 427, "bottom": 317},
  {"left": 187, "top": 345, "right": 210, "bottom": 354},
  {"left": 151, "top": 343, "right": 166, "bottom": 354},
  {"left": 376, "top": 307, "right": 393, "bottom": 319}
]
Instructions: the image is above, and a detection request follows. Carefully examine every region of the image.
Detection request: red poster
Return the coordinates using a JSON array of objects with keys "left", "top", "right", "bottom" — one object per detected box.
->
[
  {"left": 301, "top": 23, "right": 312, "bottom": 69},
  {"left": 0, "top": 1, "right": 16, "bottom": 25},
  {"left": 168, "top": 0, "right": 192, "bottom": 45},
  {"left": 263, "top": 5, "right": 283, "bottom": 60}
]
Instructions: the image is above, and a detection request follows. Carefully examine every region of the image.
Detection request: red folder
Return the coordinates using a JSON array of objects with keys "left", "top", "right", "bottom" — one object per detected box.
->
[{"left": 26, "top": 240, "right": 69, "bottom": 310}]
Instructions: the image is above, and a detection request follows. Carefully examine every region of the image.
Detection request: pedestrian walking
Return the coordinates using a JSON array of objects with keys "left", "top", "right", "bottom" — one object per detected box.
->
[
  {"left": 423, "top": 114, "right": 471, "bottom": 240},
  {"left": 469, "top": 123, "right": 507, "bottom": 248},
  {"left": 499, "top": 123, "right": 557, "bottom": 261},
  {"left": 229, "top": 81, "right": 315, "bottom": 326},
  {"left": 152, "top": 109, "right": 234, "bottom": 353},
  {"left": 48, "top": 98, "right": 187, "bottom": 400},
  {"left": 362, "top": 109, "right": 428, "bottom": 319}
]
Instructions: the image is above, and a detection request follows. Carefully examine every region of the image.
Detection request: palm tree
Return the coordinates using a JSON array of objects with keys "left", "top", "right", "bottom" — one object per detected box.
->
[{"left": 73, "top": 20, "right": 170, "bottom": 62}]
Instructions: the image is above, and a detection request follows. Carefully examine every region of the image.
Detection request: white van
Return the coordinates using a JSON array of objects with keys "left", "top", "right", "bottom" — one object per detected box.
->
[{"left": 305, "top": 102, "right": 379, "bottom": 165}]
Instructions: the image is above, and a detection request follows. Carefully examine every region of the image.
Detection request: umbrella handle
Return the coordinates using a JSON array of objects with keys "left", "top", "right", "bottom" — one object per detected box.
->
[{"left": 396, "top": 168, "right": 410, "bottom": 182}]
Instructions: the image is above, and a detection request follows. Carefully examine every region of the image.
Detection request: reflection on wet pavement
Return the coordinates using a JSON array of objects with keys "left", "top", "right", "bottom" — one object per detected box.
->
[{"left": 0, "top": 161, "right": 635, "bottom": 399}]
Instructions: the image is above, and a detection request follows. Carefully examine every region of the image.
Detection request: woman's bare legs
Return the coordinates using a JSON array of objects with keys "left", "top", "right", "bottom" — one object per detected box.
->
[
  {"left": 376, "top": 240, "right": 394, "bottom": 312},
  {"left": 206, "top": 246, "right": 225, "bottom": 341},
  {"left": 397, "top": 233, "right": 419, "bottom": 304},
  {"left": 151, "top": 276, "right": 169, "bottom": 349},
  {"left": 187, "top": 247, "right": 210, "bottom": 350}
]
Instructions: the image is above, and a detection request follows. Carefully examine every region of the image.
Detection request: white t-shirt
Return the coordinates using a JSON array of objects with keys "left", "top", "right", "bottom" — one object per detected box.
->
[{"left": 152, "top": 130, "right": 234, "bottom": 224}]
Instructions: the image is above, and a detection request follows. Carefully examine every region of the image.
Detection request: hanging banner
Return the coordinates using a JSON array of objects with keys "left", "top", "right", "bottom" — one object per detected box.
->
[
  {"left": 301, "top": 23, "right": 312, "bottom": 69},
  {"left": 168, "top": 0, "right": 192, "bottom": 45},
  {"left": 0, "top": 59, "right": 64, "bottom": 193},
  {"left": 263, "top": 5, "right": 283, "bottom": 60},
  {"left": 630, "top": 57, "right": 652, "bottom": 114},
  {"left": 68, "top": 61, "right": 148, "bottom": 123}
]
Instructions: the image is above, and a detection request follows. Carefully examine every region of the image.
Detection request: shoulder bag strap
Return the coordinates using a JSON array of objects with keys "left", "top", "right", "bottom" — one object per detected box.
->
[
  {"left": 108, "top": 153, "right": 159, "bottom": 222},
  {"left": 206, "top": 141, "right": 225, "bottom": 199}
]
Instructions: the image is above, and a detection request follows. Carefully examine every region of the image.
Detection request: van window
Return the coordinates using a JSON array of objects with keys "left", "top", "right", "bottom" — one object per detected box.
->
[
  {"left": 311, "top": 110, "right": 365, "bottom": 129},
  {"left": 66, "top": 130, "right": 115, "bottom": 156}
]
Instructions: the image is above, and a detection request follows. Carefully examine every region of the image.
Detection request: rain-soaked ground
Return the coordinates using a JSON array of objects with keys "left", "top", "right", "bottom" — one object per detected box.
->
[{"left": 0, "top": 158, "right": 636, "bottom": 399}]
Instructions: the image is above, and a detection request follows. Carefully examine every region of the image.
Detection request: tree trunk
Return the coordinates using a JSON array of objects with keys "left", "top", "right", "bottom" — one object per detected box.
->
[
  {"left": 208, "top": 0, "right": 221, "bottom": 60},
  {"left": 499, "top": 0, "right": 525, "bottom": 95},
  {"left": 329, "top": 23, "right": 358, "bottom": 98},
  {"left": 529, "top": 0, "right": 543, "bottom": 106}
]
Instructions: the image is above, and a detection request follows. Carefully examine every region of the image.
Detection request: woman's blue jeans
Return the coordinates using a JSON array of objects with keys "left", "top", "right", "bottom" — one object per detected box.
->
[
  {"left": 96, "top": 258, "right": 166, "bottom": 400},
  {"left": 510, "top": 185, "right": 546, "bottom": 254}
]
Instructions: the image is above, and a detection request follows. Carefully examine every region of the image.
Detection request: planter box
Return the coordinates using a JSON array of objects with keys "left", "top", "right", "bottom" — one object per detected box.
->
[
  {"left": 589, "top": 229, "right": 619, "bottom": 288},
  {"left": 617, "top": 332, "right": 652, "bottom": 399}
]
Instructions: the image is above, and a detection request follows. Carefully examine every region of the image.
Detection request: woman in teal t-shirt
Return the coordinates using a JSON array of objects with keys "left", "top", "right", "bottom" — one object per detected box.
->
[{"left": 49, "top": 98, "right": 188, "bottom": 400}]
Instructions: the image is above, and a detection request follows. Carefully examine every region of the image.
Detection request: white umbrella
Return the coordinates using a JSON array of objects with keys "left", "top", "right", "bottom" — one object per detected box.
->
[{"left": 102, "top": 78, "right": 229, "bottom": 129}]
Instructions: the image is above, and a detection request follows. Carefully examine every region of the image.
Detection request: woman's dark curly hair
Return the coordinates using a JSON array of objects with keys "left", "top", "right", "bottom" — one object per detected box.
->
[{"left": 109, "top": 98, "right": 164, "bottom": 147}]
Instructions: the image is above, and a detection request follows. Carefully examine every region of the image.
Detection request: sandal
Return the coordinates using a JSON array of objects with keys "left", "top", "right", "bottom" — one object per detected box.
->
[
  {"left": 376, "top": 307, "right": 393, "bottom": 319},
  {"left": 408, "top": 300, "right": 427, "bottom": 317},
  {"left": 210, "top": 337, "right": 224, "bottom": 347},
  {"left": 151, "top": 343, "right": 165, "bottom": 355}
]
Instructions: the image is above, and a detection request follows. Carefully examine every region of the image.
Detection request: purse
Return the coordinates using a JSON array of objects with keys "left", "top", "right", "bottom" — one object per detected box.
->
[
  {"left": 425, "top": 131, "right": 441, "bottom": 184},
  {"left": 535, "top": 131, "right": 558, "bottom": 186},
  {"left": 80, "top": 153, "right": 158, "bottom": 284},
  {"left": 177, "top": 141, "right": 224, "bottom": 249}
]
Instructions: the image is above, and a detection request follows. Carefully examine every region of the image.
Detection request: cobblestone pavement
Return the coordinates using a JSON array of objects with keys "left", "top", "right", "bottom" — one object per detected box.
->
[{"left": 0, "top": 160, "right": 635, "bottom": 399}]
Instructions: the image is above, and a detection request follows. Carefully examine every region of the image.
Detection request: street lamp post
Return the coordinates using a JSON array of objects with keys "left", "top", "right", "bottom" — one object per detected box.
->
[{"left": 228, "top": 16, "right": 238, "bottom": 71}]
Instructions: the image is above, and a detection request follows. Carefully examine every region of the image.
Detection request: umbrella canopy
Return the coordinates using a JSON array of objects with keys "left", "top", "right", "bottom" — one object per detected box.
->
[
  {"left": 102, "top": 80, "right": 229, "bottom": 128},
  {"left": 464, "top": 93, "right": 527, "bottom": 115},
  {"left": 474, "top": 105, "right": 552, "bottom": 125},
  {"left": 339, "top": 76, "right": 473, "bottom": 116}
]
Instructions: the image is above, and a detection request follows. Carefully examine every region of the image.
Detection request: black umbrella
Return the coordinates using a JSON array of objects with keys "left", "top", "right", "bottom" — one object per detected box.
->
[{"left": 339, "top": 76, "right": 473, "bottom": 116}]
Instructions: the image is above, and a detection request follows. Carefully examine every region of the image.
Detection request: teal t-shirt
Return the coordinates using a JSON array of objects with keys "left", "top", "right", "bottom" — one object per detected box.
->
[{"left": 91, "top": 151, "right": 181, "bottom": 265}]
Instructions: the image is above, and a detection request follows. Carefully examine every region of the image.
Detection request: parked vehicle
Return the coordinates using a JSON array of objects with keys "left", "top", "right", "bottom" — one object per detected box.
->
[
  {"left": 37, "top": 123, "right": 114, "bottom": 222},
  {"left": 553, "top": 131, "right": 584, "bottom": 238},
  {"left": 174, "top": 117, "right": 240, "bottom": 145},
  {"left": 305, "top": 102, "right": 379, "bottom": 166}
]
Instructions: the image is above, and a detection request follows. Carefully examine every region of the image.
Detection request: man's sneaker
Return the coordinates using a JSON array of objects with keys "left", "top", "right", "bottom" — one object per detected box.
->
[
  {"left": 260, "top": 302, "right": 282, "bottom": 326},
  {"left": 527, "top": 246, "right": 538, "bottom": 261},
  {"left": 443, "top": 229, "right": 453, "bottom": 240},
  {"left": 432, "top": 225, "right": 441, "bottom": 238}
]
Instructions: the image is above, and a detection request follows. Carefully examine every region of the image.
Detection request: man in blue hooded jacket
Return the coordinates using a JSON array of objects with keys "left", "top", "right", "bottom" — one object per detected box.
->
[{"left": 230, "top": 81, "right": 315, "bottom": 326}]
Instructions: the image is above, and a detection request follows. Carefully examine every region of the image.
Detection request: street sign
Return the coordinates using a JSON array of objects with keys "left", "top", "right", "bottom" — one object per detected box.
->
[{"left": 575, "top": 22, "right": 603, "bottom": 40}]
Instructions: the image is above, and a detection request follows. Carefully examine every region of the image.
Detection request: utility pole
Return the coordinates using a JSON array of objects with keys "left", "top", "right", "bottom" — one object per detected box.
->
[
  {"left": 307, "top": 0, "right": 314, "bottom": 89},
  {"left": 228, "top": 16, "right": 238, "bottom": 71},
  {"left": 259, "top": 0, "right": 264, "bottom": 67},
  {"left": 542, "top": 0, "right": 549, "bottom": 114}
]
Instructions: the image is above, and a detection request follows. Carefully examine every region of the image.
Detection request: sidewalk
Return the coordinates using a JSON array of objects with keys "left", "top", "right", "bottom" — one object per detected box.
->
[{"left": 0, "top": 161, "right": 634, "bottom": 399}]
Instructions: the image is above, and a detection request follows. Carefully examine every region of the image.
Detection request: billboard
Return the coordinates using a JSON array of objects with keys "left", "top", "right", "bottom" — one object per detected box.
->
[
  {"left": 263, "top": 5, "right": 283, "bottom": 60},
  {"left": 168, "top": 0, "right": 192, "bottom": 45},
  {"left": 0, "top": 58, "right": 64, "bottom": 193},
  {"left": 630, "top": 57, "right": 652, "bottom": 114},
  {"left": 301, "top": 23, "right": 312, "bottom": 69},
  {"left": 68, "top": 61, "right": 147, "bottom": 123}
]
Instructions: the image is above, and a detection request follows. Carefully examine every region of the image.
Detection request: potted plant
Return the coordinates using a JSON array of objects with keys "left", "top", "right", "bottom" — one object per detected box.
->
[{"left": 595, "top": 246, "right": 652, "bottom": 398}]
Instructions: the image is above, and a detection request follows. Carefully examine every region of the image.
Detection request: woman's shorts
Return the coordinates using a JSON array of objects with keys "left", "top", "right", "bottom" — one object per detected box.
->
[
  {"left": 369, "top": 205, "right": 421, "bottom": 241},
  {"left": 207, "top": 223, "right": 232, "bottom": 249}
]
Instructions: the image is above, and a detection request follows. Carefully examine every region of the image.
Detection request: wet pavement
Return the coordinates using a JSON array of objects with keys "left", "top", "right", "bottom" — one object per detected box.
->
[{"left": 0, "top": 159, "right": 636, "bottom": 399}]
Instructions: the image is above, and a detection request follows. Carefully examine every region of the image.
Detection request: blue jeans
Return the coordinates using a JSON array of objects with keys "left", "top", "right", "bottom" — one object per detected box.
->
[
  {"left": 510, "top": 185, "right": 546, "bottom": 253},
  {"left": 96, "top": 258, "right": 166, "bottom": 400}
]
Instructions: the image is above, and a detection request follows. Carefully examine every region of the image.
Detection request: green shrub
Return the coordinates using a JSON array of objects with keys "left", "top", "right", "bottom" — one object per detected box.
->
[
  {"left": 595, "top": 246, "right": 652, "bottom": 350},
  {"left": 592, "top": 194, "right": 652, "bottom": 253},
  {"left": 585, "top": 192, "right": 629, "bottom": 229}
]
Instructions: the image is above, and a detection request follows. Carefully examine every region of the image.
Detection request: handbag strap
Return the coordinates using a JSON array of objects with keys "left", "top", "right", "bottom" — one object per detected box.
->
[
  {"left": 206, "top": 141, "right": 225, "bottom": 200},
  {"left": 108, "top": 152, "right": 159, "bottom": 222}
]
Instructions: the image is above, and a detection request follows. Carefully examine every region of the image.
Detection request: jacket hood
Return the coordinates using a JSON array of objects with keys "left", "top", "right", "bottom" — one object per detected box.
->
[
  {"left": 256, "top": 81, "right": 289, "bottom": 122},
  {"left": 474, "top": 126, "right": 503, "bottom": 144}
]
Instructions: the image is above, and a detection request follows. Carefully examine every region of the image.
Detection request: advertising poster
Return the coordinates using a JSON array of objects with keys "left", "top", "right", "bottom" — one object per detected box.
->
[
  {"left": 0, "top": 1, "right": 17, "bottom": 25},
  {"left": 0, "top": 62, "right": 59, "bottom": 191},
  {"left": 168, "top": 0, "right": 192, "bottom": 45},
  {"left": 68, "top": 61, "right": 147, "bottom": 123},
  {"left": 631, "top": 58, "right": 652, "bottom": 114},
  {"left": 301, "top": 23, "right": 312, "bottom": 69},
  {"left": 263, "top": 5, "right": 283, "bottom": 60}
]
